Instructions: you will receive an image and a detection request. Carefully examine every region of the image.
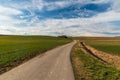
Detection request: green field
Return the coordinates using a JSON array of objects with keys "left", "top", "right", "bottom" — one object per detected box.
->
[
  {"left": 74, "top": 37, "right": 120, "bottom": 55},
  {"left": 0, "top": 36, "right": 71, "bottom": 73},
  {"left": 85, "top": 40, "right": 120, "bottom": 55},
  {"left": 72, "top": 44, "right": 120, "bottom": 80}
]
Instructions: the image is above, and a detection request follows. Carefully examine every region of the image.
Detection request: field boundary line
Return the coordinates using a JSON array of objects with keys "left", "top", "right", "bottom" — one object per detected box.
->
[
  {"left": 80, "top": 42, "right": 108, "bottom": 64},
  {"left": 79, "top": 41, "right": 120, "bottom": 69}
]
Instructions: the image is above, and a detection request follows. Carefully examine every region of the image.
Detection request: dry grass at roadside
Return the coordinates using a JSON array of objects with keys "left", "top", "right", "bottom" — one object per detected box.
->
[
  {"left": 85, "top": 45, "right": 120, "bottom": 69},
  {"left": 71, "top": 43, "right": 120, "bottom": 80},
  {"left": 71, "top": 44, "right": 92, "bottom": 80}
]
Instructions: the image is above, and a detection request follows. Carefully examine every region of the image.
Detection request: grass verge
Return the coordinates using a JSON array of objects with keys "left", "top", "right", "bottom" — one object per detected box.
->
[{"left": 71, "top": 44, "right": 120, "bottom": 80}]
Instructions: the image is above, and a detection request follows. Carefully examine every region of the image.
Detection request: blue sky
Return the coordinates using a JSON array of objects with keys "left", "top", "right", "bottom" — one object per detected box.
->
[{"left": 0, "top": 0, "right": 120, "bottom": 36}]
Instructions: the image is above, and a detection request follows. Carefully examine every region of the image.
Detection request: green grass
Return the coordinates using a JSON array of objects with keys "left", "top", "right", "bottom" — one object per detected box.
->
[
  {"left": 0, "top": 36, "right": 71, "bottom": 73},
  {"left": 85, "top": 40, "right": 120, "bottom": 55},
  {"left": 72, "top": 45, "right": 120, "bottom": 80}
]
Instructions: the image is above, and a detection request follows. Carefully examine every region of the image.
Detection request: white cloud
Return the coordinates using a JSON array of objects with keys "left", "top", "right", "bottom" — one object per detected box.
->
[
  {"left": 0, "top": 0, "right": 120, "bottom": 36},
  {"left": 43, "top": 1, "right": 72, "bottom": 11},
  {"left": 89, "top": 11, "right": 120, "bottom": 23},
  {"left": 0, "top": 5, "right": 23, "bottom": 27},
  {"left": 5, "top": 15, "right": 119, "bottom": 36},
  {"left": 0, "top": 15, "right": 25, "bottom": 27},
  {"left": 31, "top": 0, "right": 45, "bottom": 11},
  {"left": 91, "top": 0, "right": 111, "bottom": 3},
  {"left": 1, "top": 9, "right": 120, "bottom": 36},
  {"left": 0, "top": 5, "right": 22, "bottom": 15},
  {"left": 112, "top": 0, "right": 120, "bottom": 12}
]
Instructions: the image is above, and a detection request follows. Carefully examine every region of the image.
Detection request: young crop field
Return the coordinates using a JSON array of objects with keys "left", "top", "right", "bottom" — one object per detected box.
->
[
  {"left": 73, "top": 37, "right": 120, "bottom": 55},
  {"left": 85, "top": 40, "right": 120, "bottom": 55},
  {"left": 0, "top": 36, "right": 71, "bottom": 74}
]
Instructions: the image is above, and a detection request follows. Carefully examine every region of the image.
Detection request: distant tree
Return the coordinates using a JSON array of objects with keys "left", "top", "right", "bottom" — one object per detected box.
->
[{"left": 58, "top": 35, "right": 68, "bottom": 38}]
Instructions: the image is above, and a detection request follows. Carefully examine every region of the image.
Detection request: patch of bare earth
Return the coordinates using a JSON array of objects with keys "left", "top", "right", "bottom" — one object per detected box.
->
[{"left": 82, "top": 43, "right": 120, "bottom": 69}]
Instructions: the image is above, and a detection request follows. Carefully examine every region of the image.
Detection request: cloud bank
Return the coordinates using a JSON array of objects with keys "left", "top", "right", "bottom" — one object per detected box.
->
[{"left": 0, "top": 0, "right": 120, "bottom": 36}]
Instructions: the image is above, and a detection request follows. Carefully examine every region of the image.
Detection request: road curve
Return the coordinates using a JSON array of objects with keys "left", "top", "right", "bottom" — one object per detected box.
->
[{"left": 0, "top": 41, "right": 76, "bottom": 80}]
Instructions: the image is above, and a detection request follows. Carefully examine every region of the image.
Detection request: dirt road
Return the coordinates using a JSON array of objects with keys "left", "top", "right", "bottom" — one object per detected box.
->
[{"left": 0, "top": 41, "right": 76, "bottom": 80}]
